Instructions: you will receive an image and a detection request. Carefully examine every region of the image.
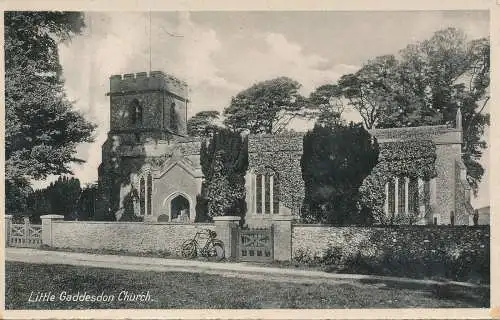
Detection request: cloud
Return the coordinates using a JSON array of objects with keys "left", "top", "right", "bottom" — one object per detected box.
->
[
  {"left": 48, "top": 12, "right": 240, "bottom": 186},
  {"left": 50, "top": 14, "right": 363, "bottom": 188},
  {"left": 219, "top": 32, "right": 359, "bottom": 97}
]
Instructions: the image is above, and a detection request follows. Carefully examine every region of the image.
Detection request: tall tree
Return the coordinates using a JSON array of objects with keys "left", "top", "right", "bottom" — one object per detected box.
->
[
  {"left": 332, "top": 28, "right": 489, "bottom": 194},
  {"left": 380, "top": 28, "right": 490, "bottom": 193},
  {"left": 308, "top": 84, "right": 346, "bottom": 127},
  {"left": 76, "top": 184, "right": 98, "bottom": 220},
  {"left": 301, "top": 123, "right": 379, "bottom": 225},
  {"left": 186, "top": 110, "right": 220, "bottom": 137},
  {"left": 223, "top": 77, "right": 305, "bottom": 134},
  {"left": 5, "top": 12, "right": 96, "bottom": 211},
  {"left": 338, "top": 55, "right": 399, "bottom": 129},
  {"left": 205, "top": 151, "right": 245, "bottom": 218},
  {"left": 27, "top": 176, "right": 82, "bottom": 220},
  {"left": 198, "top": 128, "right": 248, "bottom": 220}
]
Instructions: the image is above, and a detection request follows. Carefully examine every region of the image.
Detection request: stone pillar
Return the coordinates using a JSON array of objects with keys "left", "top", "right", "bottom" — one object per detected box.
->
[
  {"left": 41, "top": 215, "right": 64, "bottom": 247},
  {"left": 5, "top": 215, "right": 12, "bottom": 246},
  {"left": 245, "top": 172, "right": 253, "bottom": 215},
  {"left": 272, "top": 215, "right": 293, "bottom": 261},
  {"left": 429, "top": 178, "right": 437, "bottom": 223},
  {"left": 213, "top": 216, "right": 241, "bottom": 260}
]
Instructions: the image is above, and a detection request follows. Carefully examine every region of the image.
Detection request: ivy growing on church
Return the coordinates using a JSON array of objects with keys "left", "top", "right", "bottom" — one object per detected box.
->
[
  {"left": 359, "top": 139, "right": 437, "bottom": 225},
  {"left": 247, "top": 134, "right": 305, "bottom": 214}
]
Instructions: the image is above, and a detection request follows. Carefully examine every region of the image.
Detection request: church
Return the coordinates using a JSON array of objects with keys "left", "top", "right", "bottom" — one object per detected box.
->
[{"left": 97, "top": 70, "right": 474, "bottom": 226}]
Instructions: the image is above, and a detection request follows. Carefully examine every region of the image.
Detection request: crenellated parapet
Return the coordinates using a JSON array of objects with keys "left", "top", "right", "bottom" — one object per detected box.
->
[{"left": 109, "top": 71, "right": 188, "bottom": 101}]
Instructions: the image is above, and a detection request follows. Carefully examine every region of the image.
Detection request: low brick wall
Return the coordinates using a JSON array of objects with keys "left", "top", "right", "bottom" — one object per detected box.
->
[{"left": 50, "top": 221, "right": 214, "bottom": 256}]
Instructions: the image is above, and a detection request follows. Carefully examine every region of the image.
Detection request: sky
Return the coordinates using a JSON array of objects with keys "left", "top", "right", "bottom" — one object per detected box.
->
[{"left": 43, "top": 10, "right": 489, "bottom": 207}]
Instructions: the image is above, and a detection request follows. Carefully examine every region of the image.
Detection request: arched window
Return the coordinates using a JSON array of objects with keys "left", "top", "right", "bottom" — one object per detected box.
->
[
  {"left": 386, "top": 176, "right": 427, "bottom": 217},
  {"left": 170, "top": 102, "right": 177, "bottom": 131},
  {"left": 256, "top": 173, "right": 263, "bottom": 214},
  {"left": 147, "top": 174, "right": 152, "bottom": 215},
  {"left": 408, "top": 177, "right": 419, "bottom": 214},
  {"left": 255, "top": 170, "right": 280, "bottom": 215},
  {"left": 273, "top": 174, "right": 280, "bottom": 214},
  {"left": 139, "top": 177, "right": 145, "bottom": 216},
  {"left": 130, "top": 99, "right": 143, "bottom": 126},
  {"left": 397, "top": 176, "right": 406, "bottom": 214}
]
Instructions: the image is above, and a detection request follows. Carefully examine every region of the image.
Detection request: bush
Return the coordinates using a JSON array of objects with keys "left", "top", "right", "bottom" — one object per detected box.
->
[
  {"left": 301, "top": 123, "right": 379, "bottom": 225},
  {"left": 293, "top": 226, "right": 489, "bottom": 283}
]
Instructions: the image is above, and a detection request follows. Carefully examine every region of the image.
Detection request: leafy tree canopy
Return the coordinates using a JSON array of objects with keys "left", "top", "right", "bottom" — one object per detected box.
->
[
  {"left": 27, "top": 176, "right": 82, "bottom": 221},
  {"left": 5, "top": 12, "right": 96, "bottom": 183},
  {"left": 186, "top": 110, "right": 220, "bottom": 137},
  {"left": 5, "top": 11, "right": 96, "bottom": 212},
  {"left": 308, "top": 84, "right": 346, "bottom": 127},
  {"left": 325, "top": 28, "right": 488, "bottom": 194},
  {"left": 223, "top": 77, "right": 306, "bottom": 134}
]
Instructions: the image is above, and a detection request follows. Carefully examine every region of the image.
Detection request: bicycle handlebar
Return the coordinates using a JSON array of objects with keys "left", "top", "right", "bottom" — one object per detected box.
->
[{"left": 195, "top": 229, "right": 217, "bottom": 239}]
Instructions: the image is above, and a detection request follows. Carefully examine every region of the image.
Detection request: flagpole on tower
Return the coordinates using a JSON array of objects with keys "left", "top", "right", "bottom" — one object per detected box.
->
[{"left": 149, "top": 10, "right": 152, "bottom": 73}]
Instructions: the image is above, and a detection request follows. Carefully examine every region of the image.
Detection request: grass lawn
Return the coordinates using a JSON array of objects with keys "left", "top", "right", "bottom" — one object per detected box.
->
[{"left": 5, "top": 262, "right": 489, "bottom": 309}]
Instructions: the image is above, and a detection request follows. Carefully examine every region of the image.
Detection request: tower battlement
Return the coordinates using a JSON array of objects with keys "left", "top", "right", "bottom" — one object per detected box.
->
[{"left": 109, "top": 71, "right": 188, "bottom": 100}]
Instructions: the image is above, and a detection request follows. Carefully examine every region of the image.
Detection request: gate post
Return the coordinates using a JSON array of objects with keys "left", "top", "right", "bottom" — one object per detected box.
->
[
  {"left": 41, "top": 215, "right": 64, "bottom": 247},
  {"left": 272, "top": 215, "right": 293, "bottom": 261},
  {"left": 213, "top": 216, "right": 240, "bottom": 260},
  {"left": 5, "top": 215, "right": 12, "bottom": 246}
]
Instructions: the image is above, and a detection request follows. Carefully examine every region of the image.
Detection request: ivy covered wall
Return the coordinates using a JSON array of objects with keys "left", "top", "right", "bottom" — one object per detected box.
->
[
  {"left": 359, "top": 140, "right": 437, "bottom": 225},
  {"left": 247, "top": 133, "right": 305, "bottom": 213}
]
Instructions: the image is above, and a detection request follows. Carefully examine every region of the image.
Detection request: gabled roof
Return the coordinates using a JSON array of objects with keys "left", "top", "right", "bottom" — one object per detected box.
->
[{"left": 153, "top": 158, "right": 203, "bottom": 179}]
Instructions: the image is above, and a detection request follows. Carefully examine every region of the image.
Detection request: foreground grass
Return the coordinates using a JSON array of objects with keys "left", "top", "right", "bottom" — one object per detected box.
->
[{"left": 5, "top": 262, "right": 489, "bottom": 309}]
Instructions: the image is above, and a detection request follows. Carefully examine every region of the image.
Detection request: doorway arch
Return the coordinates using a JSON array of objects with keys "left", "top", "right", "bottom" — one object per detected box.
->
[
  {"left": 171, "top": 194, "right": 190, "bottom": 221},
  {"left": 161, "top": 192, "right": 194, "bottom": 222}
]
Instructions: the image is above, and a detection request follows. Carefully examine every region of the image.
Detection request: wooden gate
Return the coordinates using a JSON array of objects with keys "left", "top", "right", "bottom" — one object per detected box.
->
[
  {"left": 9, "top": 218, "right": 42, "bottom": 248},
  {"left": 239, "top": 227, "right": 273, "bottom": 262}
]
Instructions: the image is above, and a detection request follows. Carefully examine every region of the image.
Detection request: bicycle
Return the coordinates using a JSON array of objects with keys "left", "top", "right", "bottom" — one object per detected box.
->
[{"left": 181, "top": 229, "right": 225, "bottom": 261}]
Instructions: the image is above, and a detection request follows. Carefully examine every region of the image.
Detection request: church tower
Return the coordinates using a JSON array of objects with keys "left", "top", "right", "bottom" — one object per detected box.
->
[
  {"left": 97, "top": 70, "right": 190, "bottom": 220},
  {"left": 107, "top": 70, "right": 188, "bottom": 141}
]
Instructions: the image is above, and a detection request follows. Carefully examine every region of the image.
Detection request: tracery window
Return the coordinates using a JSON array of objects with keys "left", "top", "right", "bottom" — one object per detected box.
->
[
  {"left": 139, "top": 177, "right": 145, "bottom": 216},
  {"left": 255, "top": 170, "right": 279, "bottom": 215},
  {"left": 147, "top": 174, "right": 152, "bottom": 215},
  {"left": 398, "top": 177, "right": 406, "bottom": 214},
  {"left": 385, "top": 177, "right": 425, "bottom": 217},
  {"left": 408, "top": 177, "right": 419, "bottom": 214},
  {"left": 131, "top": 99, "right": 143, "bottom": 126},
  {"left": 138, "top": 173, "right": 153, "bottom": 217}
]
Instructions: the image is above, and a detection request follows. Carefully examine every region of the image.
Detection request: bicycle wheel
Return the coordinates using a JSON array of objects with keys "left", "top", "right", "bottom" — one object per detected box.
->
[
  {"left": 206, "top": 241, "right": 225, "bottom": 262},
  {"left": 181, "top": 239, "right": 197, "bottom": 259}
]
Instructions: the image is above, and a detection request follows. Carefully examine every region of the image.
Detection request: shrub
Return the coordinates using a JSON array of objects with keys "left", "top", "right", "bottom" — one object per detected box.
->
[
  {"left": 301, "top": 123, "right": 379, "bottom": 225},
  {"left": 293, "top": 226, "right": 489, "bottom": 283}
]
